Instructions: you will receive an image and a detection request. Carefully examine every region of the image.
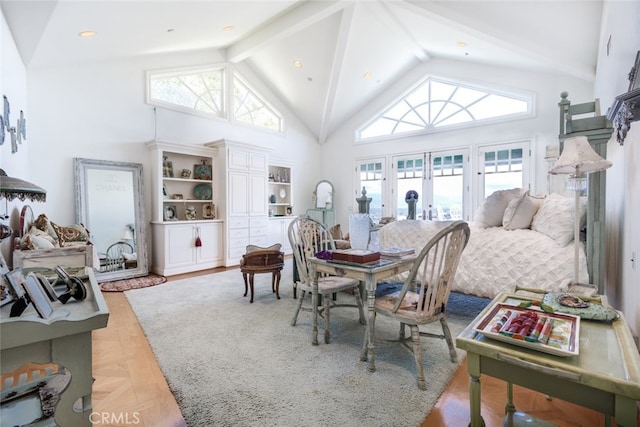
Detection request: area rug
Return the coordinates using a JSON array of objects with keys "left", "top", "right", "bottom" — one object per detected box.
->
[
  {"left": 99, "top": 273, "right": 167, "bottom": 292},
  {"left": 125, "top": 261, "right": 490, "bottom": 427}
]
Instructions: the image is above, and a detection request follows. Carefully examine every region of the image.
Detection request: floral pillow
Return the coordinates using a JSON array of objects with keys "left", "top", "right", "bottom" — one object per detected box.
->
[
  {"left": 32, "top": 213, "right": 60, "bottom": 246},
  {"left": 51, "top": 222, "right": 90, "bottom": 246}
]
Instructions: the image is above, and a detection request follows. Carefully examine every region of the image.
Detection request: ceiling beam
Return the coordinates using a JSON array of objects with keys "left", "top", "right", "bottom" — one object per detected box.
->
[
  {"left": 377, "top": 1, "right": 430, "bottom": 63},
  {"left": 395, "top": 0, "right": 595, "bottom": 81},
  {"left": 318, "top": 3, "right": 356, "bottom": 144},
  {"left": 225, "top": 0, "right": 347, "bottom": 63}
]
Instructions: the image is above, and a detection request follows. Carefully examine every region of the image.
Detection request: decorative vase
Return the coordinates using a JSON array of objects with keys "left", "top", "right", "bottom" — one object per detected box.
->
[{"left": 349, "top": 213, "right": 370, "bottom": 250}]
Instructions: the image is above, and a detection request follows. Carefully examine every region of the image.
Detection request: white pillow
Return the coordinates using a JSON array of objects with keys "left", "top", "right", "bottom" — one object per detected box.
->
[
  {"left": 503, "top": 192, "right": 542, "bottom": 230},
  {"left": 30, "top": 235, "right": 56, "bottom": 249},
  {"left": 531, "top": 193, "right": 586, "bottom": 246},
  {"left": 474, "top": 188, "right": 527, "bottom": 228}
]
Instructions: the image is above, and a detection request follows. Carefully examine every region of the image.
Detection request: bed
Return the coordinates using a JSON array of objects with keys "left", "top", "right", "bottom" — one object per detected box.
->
[{"left": 378, "top": 188, "right": 589, "bottom": 299}]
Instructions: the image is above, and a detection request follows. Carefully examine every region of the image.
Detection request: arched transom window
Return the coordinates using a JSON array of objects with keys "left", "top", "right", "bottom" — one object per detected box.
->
[{"left": 358, "top": 77, "right": 531, "bottom": 140}]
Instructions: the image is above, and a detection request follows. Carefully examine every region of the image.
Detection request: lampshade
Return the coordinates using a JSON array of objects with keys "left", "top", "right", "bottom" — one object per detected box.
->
[
  {"left": 549, "top": 136, "right": 612, "bottom": 176},
  {"left": 0, "top": 169, "right": 47, "bottom": 202}
]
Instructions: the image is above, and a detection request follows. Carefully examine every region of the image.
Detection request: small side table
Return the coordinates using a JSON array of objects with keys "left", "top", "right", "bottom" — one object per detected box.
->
[{"left": 240, "top": 244, "right": 284, "bottom": 303}]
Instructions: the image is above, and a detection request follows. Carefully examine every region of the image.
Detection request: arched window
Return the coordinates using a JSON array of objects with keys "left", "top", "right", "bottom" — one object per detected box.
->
[{"left": 358, "top": 77, "right": 532, "bottom": 140}]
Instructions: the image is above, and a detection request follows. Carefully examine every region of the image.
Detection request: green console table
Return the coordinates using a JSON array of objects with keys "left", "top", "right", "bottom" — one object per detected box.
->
[{"left": 1, "top": 267, "right": 109, "bottom": 426}]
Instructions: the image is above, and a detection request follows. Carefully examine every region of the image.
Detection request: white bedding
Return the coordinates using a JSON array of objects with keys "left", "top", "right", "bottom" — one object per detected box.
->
[{"left": 378, "top": 220, "right": 588, "bottom": 299}]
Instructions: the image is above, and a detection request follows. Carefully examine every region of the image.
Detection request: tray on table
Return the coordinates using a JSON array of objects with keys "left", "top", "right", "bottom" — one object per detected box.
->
[{"left": 473, "top": 303, "right": 580, "bottom": 357}]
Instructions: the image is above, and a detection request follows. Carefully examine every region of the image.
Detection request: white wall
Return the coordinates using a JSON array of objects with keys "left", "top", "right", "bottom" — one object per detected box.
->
[
  {"left": 0, "top": 9, "right": 30, "bottom": 263},
  {"left": 593, "top": 0, "right": 640, "bottom": 338},
  {"left": 323, "top": 58, "right": 594, "bottom": 227}
]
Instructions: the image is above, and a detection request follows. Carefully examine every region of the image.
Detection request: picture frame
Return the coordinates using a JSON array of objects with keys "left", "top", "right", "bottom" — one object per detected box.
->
[
  {"left": 163, "top": 157, "right": 174, "bottom": 178},
  {"left": 203, "top": 203, "right": 215, "bottom": 219},
  {"left": 23, "top": 272, "right": 55, "bottom": 319},
  {"left": 628, "top": 50, "right": 640, "bottom": 92},
  {"left": 163, "top": 205, "right": 177, "bottom": 221},
  {"left": 35, "top": 272, "right": 58, "bottom": 302},
  {"left": 4, "top": 268, "right": 26, "bottom": 300},
  {"left": 163, "top": 184, "right": 169, "bottom": 200},
  {"left": 0, "top": 252, "right": 13, "bottom": 306},
  {"left": 286, "top": 206, "right": 293, "bottom": 215},
  {"left": 193, "top": 162, "right": 212, "bottom": 180},
  {"left": 185, "top": 205, "right": 197, "bottom": 220}
]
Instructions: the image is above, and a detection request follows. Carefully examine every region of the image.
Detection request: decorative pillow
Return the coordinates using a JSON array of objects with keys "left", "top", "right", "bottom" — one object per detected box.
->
[
  {"left": 17, "top": 226, "right": 60, "bottom": 249},
  {"left": 474, "top": 188, "right": 527, "bottom": 228},
  {"left": 51, "top": 222, "right": 90, "bottom": 246},
  {"left": 531, "top": 193, "right": 586, "bottom": 246},
  {"left": 503, "top": 192, "right": 543, "bottom": 230},
  {"left": 29, "top": 235, "right": 56, "bottom": 249},
  {"left": 32, "top": 214, "right": 60, "bottom": 245}
]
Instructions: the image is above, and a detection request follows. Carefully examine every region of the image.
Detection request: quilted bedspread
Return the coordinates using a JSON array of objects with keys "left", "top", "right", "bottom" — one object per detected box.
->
[{"left": 378, "top": 220, "right": 588, "bottom": 299}]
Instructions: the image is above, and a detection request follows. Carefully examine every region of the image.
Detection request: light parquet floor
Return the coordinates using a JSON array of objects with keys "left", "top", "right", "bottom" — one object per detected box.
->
[{"left": 92, "top": 269, "right": 633, "bottom": 427}]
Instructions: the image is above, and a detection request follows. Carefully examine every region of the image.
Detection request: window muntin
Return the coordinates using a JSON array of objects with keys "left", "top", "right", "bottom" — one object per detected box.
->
[
  {"left": 148, "top": 67, "right": 225, "bottom": 117},
  {"left": 358, "top": 78, "right": 531, "bottom": 140}
]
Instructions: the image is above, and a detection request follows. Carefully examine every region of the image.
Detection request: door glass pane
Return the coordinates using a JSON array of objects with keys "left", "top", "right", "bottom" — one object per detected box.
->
[
  {"left": 358, "top": 161, "right": 384, "bottom": 221},
  {"left": 482, "top": 147, "right": 524, "bottom": 197},
  {"left": 432, "top": 154, "right": 464, "bottom": 221},
  {"left": 395, "top": 156, "right": 424, "bottom": 220}
]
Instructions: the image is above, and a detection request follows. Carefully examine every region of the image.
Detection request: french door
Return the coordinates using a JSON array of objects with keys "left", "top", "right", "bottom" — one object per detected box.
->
[{"left": 392, "top": 149, "right": 470, "bottom": 221}]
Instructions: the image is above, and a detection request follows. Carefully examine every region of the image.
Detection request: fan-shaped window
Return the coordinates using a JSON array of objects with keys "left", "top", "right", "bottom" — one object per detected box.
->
[
  {"left": 233, "top": 73, "right": 283, "bottom": 132},
  {"left": 358, "top": 78, "right": 531, "bottom": 140},
  {"left": 147, "top": 66, "right": 225, "bottom": 118}
]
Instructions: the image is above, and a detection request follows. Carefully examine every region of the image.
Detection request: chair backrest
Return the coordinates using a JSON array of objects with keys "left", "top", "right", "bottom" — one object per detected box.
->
[
  {"left": 288, "top": 215, "right": 336, "bottom": 286},
  {"left": 104, "top": 242, "right": 134, "bottom": 272},
  {"left": 391, "top": 221, "right": 470, "bottom": 319}
]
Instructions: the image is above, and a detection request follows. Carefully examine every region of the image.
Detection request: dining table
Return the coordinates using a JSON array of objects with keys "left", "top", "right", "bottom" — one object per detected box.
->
[{"left": 308, "top": 255, "right": 416, "bottom": 371}]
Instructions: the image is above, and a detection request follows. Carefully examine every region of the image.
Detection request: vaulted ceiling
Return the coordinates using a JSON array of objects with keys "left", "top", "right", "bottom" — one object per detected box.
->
[{"left": 1, "top": 0, "right": 604, "bottom": 143}]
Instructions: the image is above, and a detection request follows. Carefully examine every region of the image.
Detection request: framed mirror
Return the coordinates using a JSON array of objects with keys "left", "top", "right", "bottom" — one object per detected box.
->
[
  {"left": 74, "top": 158, "right": 148, "bottom": 282},
  {"left": 315, "top": 180, "right": 334, "bottom": 208}
]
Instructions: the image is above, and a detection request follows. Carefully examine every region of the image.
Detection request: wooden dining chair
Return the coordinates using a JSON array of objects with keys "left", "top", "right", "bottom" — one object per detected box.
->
[
  {"left": 362, "top": 220, "right": 470, "bottom": 390},
  {"left": 288, "top": 215, "right": 365, "bottom": 344}
]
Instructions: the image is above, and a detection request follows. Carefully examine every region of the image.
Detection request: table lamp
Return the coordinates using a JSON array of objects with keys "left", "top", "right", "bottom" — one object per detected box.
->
[{"left": 549, "top": 136, "right": 611, "bottom": 285}]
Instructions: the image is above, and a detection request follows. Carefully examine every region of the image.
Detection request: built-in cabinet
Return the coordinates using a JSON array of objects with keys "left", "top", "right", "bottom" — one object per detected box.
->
[
  {"left": 207, "top": 139, "right": 271, "bottom": 266},
  {"left": 146, "top": 141, "right": 224, "bottom": 275},
  {"left": 268, "top": 216, "right": 295, "bottom": 254}
]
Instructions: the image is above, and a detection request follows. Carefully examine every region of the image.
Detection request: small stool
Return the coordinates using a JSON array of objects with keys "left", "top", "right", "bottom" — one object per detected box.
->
[{"left": 240, "top": 244, "right": 284, "bottom": 303}]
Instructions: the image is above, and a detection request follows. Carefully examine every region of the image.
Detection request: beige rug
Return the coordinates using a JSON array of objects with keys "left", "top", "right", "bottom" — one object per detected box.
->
[
  {"left": 99, "top": 273, "right": 167, "bottom": 292},
  {"left": 125, "top": 261, "right": 488, "bottom": 426}
]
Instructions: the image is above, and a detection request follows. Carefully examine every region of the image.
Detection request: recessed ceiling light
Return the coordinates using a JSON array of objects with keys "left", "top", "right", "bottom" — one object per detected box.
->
[
  {"left": 167, "top": 28, "right": 174, "bottom": 33},
  {"left": 223, "top": 25, "right": 235, "bottom": 32},
  {"left": 456, "top": 41, "right": 467, "bottom": 48},
  {"left": 363, "top": 71, "right": 372, "bottom": 79},
  {"left": 293, "top": 60, "right": 303, "bottom": 69},
  {"left": 79, "top": 30, "right": 96, "bottom": 38}
]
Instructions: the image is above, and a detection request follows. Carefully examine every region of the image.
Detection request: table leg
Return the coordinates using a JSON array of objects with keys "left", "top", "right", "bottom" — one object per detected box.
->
[
  {"left": 467, "top": 353, "right": 485, "bottom": 427},
  {"left": 615, "top": 395, "right": 637, "bottom": 427},
  {"left": 310, "top": 263, "right": 319, "bottom": 346},
  {"left": 364, "top": 274, "right": 377, "bottom": 372},
  {"left": 505, "top": 382, "right": 516, "bottom": 414}
]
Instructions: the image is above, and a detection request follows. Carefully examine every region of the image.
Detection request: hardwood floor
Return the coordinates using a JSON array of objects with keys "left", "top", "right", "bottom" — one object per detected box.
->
[{"left": 92, "top": 270, "right": 630, "bottom": 427}]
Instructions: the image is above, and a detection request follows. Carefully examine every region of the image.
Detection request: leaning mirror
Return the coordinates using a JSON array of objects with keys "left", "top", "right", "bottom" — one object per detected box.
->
[
  {"left": 74, "top": 158, "right": 148, "bottom": 282},
  {"left": 315, "top": 180, "right": 334, "bottom": 208}
]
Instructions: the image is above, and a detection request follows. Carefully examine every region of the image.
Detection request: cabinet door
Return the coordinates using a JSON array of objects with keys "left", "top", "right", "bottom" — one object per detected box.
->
[
  {"left": 281, "top": 217, "right": 294, "bottom": 253},
  {"left": 249, "top": 173, "right": 268, "bottom": 216},
  {"left": 228, "top": 149, "right": 250, "bottom": 170},
  {"left": 165, "top": 224, "right": 197, "bottom": 268},
  {"left": 250, "top": 152, "right": 268, "bottom": 172},
  {"left": 196, "top": 222, "right": 222, "bottom": 264},
  {"left": 229, "top": 171, "right": 249, "bottom": 216}
]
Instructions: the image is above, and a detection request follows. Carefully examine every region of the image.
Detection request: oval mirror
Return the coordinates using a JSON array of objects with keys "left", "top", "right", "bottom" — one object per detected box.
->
[
  {"left": 74, "top": 158, "right": 148, "bottom": 282},
  {"left": 315, "top": 180, "right": 334, "bottom": 208}
]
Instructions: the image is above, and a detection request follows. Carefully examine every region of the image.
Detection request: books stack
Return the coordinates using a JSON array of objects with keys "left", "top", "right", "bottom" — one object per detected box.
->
[{"left": 379, "top": 247, "right": 415, "bottom": 257}]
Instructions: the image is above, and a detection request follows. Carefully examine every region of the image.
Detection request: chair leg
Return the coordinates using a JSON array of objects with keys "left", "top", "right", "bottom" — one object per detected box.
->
[
  {"left": 324, "top": 292, "right": 331, "bottom": 344},
  {"left": 440, "top": 317, "right": 458, "bottom": 363},
  {"left": 291, "top": 290, "right": 306, "bottom": 326},
  {"left": 410, "top": 325, "right": 426, "bottom": 391},
  {"left": 360, "top": 326, "right": 369, "bottom": 361}
]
